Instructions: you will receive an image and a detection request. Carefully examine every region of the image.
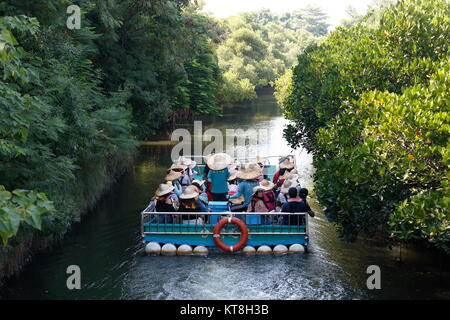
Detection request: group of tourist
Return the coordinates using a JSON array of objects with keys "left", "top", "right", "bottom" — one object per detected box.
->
[{"left": 149, "top": 153, "right": 315, "bottom": 225}]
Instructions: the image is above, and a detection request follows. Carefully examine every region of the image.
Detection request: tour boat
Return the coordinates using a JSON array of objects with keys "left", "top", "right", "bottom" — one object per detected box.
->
[{"left": 141, "top": 156, "right": 309, "bottom": 255}]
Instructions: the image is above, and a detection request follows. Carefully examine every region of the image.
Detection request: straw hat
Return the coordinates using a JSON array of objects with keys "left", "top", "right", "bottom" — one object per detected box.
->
[
  {"left": 178, "top": 156, "right": 197, "bottom": 169},
  {"left": 207, "top": 153, "right": 233, "bottom": 171},
  {"left": 228, "top": 172, "right": 238, "bottom": 181},
  {"left": 192, "top": 179, "right": 205, "bottom": 188},
  {"left": 280, "top": 179, "right": 298, "bottom": 194},
  {"left": 168, "top": 163, "right": 186, "bottom": 172},
  {"left": 237, "top": 163, "right": 261, "bottom": 180},
  {"left": 255, "top": 156, "right": 267, "bottom": 165},
  {"left": 179, "top": 185, "right": 200, "bottom": 200},
  {"left": 229, "top": 195, "right": 244, "bottom": 204},
  {"left": 165, "top": 170, "right": 182, "bottom": 181},
  {"left": 203, "top": 153, "right": 213, "bottom": 164},
  {"left": 227, "top": 165, "right": 239, "bottom": 181},
  {"left": 252, "top": 185, "right": 266, "bottom": 193},
  {"left": 259, "top": 179, "right": 275, "bottom": 191},
  {"left": 280, "top": 158, "right": 295, "bottom": 169},
  {"left": 155, "top": 184, "right": 175, "bottom": 197}
]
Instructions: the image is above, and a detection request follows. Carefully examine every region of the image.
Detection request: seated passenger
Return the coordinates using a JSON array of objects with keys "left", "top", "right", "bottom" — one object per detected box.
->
[
  {"left": 179, "top": 185, "right": 208, "bottom": 224},
  {"left": 227, "top": 167, "right": 239, "bottom": 194},
  {"left": 206, "top": 153, "right": 232, "bottom": 201},
  {"left": 281, "top": 187, "right": 315, "bottom": 226},
  {"left": 164, "top": 170, "right": 183, "bottom": 197},
  {"left": 273, "top": 157, "right": 295, "bottom": 187},
  {"left": 289, "top": 169, "right": 301, "bottom": 188},
  {"left": 177, "top": 156, "right": 199, "bottom": 181},
  {"left": 255, "top": 156, "right": 269, "bottom": 180},
  {"left": 298, "top": 188, "right": 315, "bottom": 218},
  {"left": 277, "top": 179, "right": 298, "bottom": 207},
  {"left": 191, "top": 179, "right": 209, "bottom": 207},
  {"left": 153, "top": 184, "right": 179, "bottom": 223},
  {"left": 229, "top": 163, "right": 261, "bottom": 212}
]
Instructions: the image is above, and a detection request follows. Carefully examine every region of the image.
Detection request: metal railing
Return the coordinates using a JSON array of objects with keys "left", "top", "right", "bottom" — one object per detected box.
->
[
  {"left": 141, "top": 210, "right": 308, "bottom": 237},
  {"left": 181, "top": 154, "right": 296, "bottom": 166}
]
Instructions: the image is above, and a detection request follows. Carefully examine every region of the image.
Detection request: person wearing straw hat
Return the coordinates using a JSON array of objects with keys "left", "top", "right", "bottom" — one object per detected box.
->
[
  {"left": 178, "top": 156, "right": 199, "bottom": 181},
  {"left": 179, "top": 185, "right": 208, "bottom": 224},
  {"left": 191, "top": 179, "right": 209, "bottom": 207},
  {"left": 255, "top": 156, "right": 269, "bottom": 180},
  {"left": 273, "top": 156, "right": 295, "bottom": 186},
  {"left": 289, "top": 169, "right": 301, "bottom": 187},
  {"left": 164, "top": 170, "right": 183, "bottom": 197},
  {"left": 206, "top": 153, "right": 232, "bottom": 201},
  {"left": 247, "top": 180, "right": 276, "bottom": 214},
  {"left": 229, "top": 163, "right": 261, "bottom": 211},
  {"left": 152, "top": 183, "right": 179, "bottom": 223}
]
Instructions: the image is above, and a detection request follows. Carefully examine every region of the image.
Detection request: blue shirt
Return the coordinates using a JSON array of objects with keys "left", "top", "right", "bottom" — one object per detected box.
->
[
  {"left": 229, "top": 180, "right": 259, "bottom": 206},
  {"left": 208, "top": 168, "right": 230, "bottom": 194}
]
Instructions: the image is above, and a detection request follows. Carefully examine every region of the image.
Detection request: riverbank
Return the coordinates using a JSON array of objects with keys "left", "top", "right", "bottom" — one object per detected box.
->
[{"left": 0, "top": 156, "right": 134, "bottom": 286}]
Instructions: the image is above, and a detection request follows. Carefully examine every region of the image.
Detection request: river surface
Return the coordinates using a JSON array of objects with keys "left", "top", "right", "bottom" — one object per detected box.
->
[{"left": 1, "top": 91, "right": 449, "bottom": 300}]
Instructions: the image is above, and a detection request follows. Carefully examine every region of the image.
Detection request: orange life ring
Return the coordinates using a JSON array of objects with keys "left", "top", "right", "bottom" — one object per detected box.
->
[{"left": 213, "top": 217, "right": 249, "bottom": 252}]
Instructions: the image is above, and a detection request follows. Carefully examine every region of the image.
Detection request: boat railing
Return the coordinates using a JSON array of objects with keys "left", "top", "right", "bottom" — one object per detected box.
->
[
  {"left": 141, "top": 211, "right": 309, "bottom": 236},
  {"left": 181, "top": 155, "right": 296, "bottom": 166}
]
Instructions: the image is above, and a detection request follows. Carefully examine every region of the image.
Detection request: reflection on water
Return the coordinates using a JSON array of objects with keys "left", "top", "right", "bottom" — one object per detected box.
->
[{"left": 1, "top": 91, "right": 449, "bottom": 300}]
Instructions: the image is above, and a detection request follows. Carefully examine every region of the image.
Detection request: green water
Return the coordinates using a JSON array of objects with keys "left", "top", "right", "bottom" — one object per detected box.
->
[{"left": 1, "top": 91, "right": 449, "bottom": 300}]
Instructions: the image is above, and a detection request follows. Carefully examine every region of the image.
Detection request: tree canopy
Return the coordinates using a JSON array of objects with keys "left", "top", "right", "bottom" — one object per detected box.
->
[
  {"left": 277, "top": 0, "right": 449, "bottom": 252},
  {"left": 0, "top": 0, "right": 224, "bottom": 248},
  {"left": 216, "top": 8, "right": 325, "bottom": 104}
]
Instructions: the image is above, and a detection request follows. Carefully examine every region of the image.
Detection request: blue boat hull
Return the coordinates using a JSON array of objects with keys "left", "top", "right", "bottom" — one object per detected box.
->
[{"left": 143, "top": 223, "right": 308, "bottom": 247}]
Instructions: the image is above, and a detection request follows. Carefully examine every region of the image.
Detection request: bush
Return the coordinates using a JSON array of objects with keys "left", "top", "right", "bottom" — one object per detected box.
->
[{"left": 280, "top": 0, "right": 450, "bottom": 251}]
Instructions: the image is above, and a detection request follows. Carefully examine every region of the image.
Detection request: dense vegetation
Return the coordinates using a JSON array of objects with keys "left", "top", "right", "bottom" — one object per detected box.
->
[
  {"left": 0, "top": 0, "right": 227, "bottom": 269},
  {"left": 217, "top": 7, "right": 327, "bottom": 104},
  {"left": 0, "top": 0, "right": 326, "bottom": 273},
  {"left": 277, "top": 0, "right": 449, "bottom": 253}
]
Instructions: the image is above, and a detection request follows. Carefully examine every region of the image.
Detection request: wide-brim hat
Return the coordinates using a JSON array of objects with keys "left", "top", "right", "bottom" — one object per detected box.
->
[
  {"left": 155, "top": 184, "right": 175, "bottom": 197},
  {"left": 168, "top": 163, "right": 186, "bottom": 172},
  {"left": 192, "top": 179, "right": 205, "bottom": 187},
  {"left": 280, "top": 158, "right": 295, "bottom": 169},
  {"left": 227, "top": 165, "right": 239, "bottom": 181},
  {"left": 178, "top": 156, "right": 197, "bottom": 169},
  {"left": 228, "top": 172, "right": 238, "bottom": 181},
  {"left": 255, "top": 156, "right": 267, "bottom": 165},
  {"left": 252, "top": 186, "right": 266, "bottom": 193},
  {"left": 207, "top": 153, "right": 233, "bottom": 171},
  {"left": 165, "top": 170, "right": 182, "bottom": 181},
  {"left": 179, "top": 185, "right": 200, "bottom": 200},
  {"left": 282, "top": 171, "right": 299, "bottom": 181},
  {"left": 259, "top": 179, "right": 275, "bottom": 191},
  {"left": 281, "top": 179, "right": 298, "bottom": 194},
  {"left": 204, "top": 153, "right": 213, "bottom": 164},
  {"left": 237, "top": 163, "right": 261, "bottom": 180}
]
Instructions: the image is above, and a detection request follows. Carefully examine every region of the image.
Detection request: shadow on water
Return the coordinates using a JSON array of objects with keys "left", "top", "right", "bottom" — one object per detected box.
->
[{"left": 1, "top": 91, "right": 449, "bottom": 300}]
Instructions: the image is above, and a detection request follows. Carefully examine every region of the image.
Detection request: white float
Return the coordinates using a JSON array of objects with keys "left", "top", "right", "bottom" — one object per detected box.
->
[
  {"left": 161, "top": 243, "right": 177, "bottom": 256},
  {"left": 289, "top": 244, "right": 305, "bottom": 253},
  {"left": 242, "top": 246, "right": 256, "bottom": 254},
  {"left": 177, "top": 244, "right": 193, "bottom": 256},
  {"left": 273, "top": 244, "right": 288, "bottom": 254},
  {"left": 145, "top": 242, "right": 161, "bottom": 255},
  {"left": 256, "top": 245, "right": 272, "bottom": 254},
  {"left": 193, "top": 246, "right": 208, "bottom": 256}
]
